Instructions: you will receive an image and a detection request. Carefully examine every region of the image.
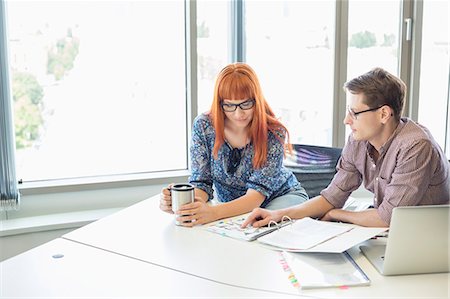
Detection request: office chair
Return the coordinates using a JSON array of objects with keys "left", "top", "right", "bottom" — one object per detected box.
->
[{"left": 284, "top": 144, "right": 342, "bottom": 198}]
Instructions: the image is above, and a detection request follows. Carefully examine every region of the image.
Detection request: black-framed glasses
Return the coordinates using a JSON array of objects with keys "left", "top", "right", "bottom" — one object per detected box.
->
[
  {"left": 221, "top": 99, "right": 255, "bottom": 112},
  {"left": 347, "top": 105, "right": 385, "bottom": 120}
]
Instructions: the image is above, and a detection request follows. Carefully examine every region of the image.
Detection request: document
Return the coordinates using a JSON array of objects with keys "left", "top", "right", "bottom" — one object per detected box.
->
[
  {"left": 258, "top": 219, "right": 387, "bottom": 253},
  {"left": 203, "top": 213, "right": 293, "bottom": 241},
  {"left": 204, "top": 214, "right": 388, "bottom": 253},
  {"left": 280, "top": 251, "right": 370, "bottom": 289},
  {"left": 258, "top": 217, "right": 352, "bottom": 250}
]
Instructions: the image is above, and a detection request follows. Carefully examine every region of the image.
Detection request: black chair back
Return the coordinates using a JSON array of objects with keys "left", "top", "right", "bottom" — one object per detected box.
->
[{"left": 284, "top": 144, "right": 342, "bottom": 198}]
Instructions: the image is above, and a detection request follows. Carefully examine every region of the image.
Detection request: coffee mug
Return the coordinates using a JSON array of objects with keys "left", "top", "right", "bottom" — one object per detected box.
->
[{"left": 170, "top": 183, "right": 194, "bottom": 225}]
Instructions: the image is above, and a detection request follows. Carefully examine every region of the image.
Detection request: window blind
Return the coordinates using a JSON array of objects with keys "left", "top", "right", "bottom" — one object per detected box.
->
[{"left": 0, "top": 0, "right": 20, "bottom": 211}]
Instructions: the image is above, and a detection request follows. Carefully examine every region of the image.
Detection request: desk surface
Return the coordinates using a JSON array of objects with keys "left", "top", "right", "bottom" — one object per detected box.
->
[
  {"left": 0, "top": 238, "right": 294, "bottom": 298},
  {"left": 65, "top": 196, "right": 295, "bottom": 295},
  {"left": 2, "top": 195, "right": 449, "bottom": 298}
]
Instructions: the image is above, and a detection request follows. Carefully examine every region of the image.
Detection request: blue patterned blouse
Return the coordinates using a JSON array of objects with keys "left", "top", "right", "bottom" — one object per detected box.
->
[{"left": 189, "top": 113, "right": 303, "bottom": 207}]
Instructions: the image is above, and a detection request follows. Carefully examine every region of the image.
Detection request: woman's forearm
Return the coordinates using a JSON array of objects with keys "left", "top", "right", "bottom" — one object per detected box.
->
[{"left": 212, "top": 189, "right": 265, "bottom": 220}]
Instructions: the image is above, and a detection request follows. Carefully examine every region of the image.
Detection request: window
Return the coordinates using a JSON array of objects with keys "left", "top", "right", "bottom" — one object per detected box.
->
[
  {"left": 417, "top": 0, "right": 449, "bottom": 157},
  {"left": 197, "top": 0, "right": 230, "bottom": 115},
  {"left": 245, "top": 1, "right": 336, "bottom": 146},
  {"left": 345, "top": 0, "right": 402, "bottom": 140},
  {"left": 347, "top": 0, "right": 401, "bottom": 79},
  {"left": 2, "top": 0, "right": 449, "bottom": 193},
  {"left": 7, "top": 1, "right": 188, "bottom": 183}
]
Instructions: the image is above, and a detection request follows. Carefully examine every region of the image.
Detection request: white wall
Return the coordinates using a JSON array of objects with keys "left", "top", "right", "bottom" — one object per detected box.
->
[
  {"left": 0, "top": 179, "right": 180, "bottom": 262},
  {"left": 0, "top": 228, "right": 75, "bottom": 262}
]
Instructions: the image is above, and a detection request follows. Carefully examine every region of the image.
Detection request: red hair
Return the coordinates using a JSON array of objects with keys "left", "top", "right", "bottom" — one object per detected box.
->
[{"left": 209, "top": 63, "right": 291, "bottom": 169}]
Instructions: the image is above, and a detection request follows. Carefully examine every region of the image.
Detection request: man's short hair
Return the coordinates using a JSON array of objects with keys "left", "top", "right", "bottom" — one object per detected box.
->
[{"left": 344, "top": 68, "right": 406, "bottom": 121}]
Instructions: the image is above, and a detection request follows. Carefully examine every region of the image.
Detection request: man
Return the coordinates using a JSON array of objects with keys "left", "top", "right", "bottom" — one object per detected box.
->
[{"left": 242, "top": 67, "right": 450, "bottom": 228}]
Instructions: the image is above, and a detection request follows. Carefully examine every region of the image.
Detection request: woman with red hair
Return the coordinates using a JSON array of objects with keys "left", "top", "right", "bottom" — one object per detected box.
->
[{"left": 160, "top": 63, "right": 308, "bottom": 226}]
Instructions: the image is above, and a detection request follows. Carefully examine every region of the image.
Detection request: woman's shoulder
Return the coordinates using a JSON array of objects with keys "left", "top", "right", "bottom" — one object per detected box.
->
[
  {"left": 193, "top": 113, "right": 216, "bottom": 139},
  {"left": 194, "top": 112, "right": 212, "bottom": 124},
  {"left": 193, "top": 113, "right": 213, "bottom": 129},
  {"left": 194, "top": 112, "right": 211, "bottom": 123},
  {"left": 267, "top": 128, "right": 286, "bottom": 144}
]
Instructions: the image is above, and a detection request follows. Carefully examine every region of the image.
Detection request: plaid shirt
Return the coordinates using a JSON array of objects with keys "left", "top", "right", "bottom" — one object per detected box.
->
[{"left": 321, "top": 118, "right": 450, "bottom": 224}]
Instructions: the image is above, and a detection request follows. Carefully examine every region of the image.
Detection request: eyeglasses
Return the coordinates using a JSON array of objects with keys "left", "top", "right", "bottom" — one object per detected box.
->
[
  {"left": 221, "top": 99, "right": 255, "bottom": 112},
  {"left": 347, "top": 105, "right": 385, "bottom": 120}
]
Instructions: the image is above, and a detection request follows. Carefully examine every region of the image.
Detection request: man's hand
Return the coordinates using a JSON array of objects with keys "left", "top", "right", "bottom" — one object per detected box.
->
[
  {"left": 320, "top": 208, "right": 337, "bottom": 222},
  {"left": 320, "top": 208, "right": 389, "bottom": 227}
]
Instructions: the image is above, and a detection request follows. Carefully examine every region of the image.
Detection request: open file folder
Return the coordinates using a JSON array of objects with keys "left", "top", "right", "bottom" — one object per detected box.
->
[
  {"left": 280, "top": 251, "right": 371, "bottom": 289},
  {"left": 257, "top": 217, "right": 388, "bottom": 253},
  {"left": 257, "top": 217, "right": 353, "bottom": 250},
  {"left": 204, "top": 215, "right": 387, "bottom": 253},
  {"left": 203, "top": 213, "right": 293, "bottom": 241},
  {"left": 258, "top": 218, "right": 387, "bottom": 253}
]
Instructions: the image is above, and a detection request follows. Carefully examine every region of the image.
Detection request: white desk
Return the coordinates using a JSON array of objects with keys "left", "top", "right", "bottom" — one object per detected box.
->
[
  {"left": 63, "top": 196, "right": 296, "bottom": 295},
  {"left": 2, "top": 195, "right": 449, "bottom": 298},
  {"left": 0, "top": 238, "right": 294, "bottom": 298}
]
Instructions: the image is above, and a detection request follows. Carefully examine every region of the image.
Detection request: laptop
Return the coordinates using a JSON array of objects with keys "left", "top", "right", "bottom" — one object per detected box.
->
[{"left": 360, "top": 205, "right": 449, "bottom": 276}]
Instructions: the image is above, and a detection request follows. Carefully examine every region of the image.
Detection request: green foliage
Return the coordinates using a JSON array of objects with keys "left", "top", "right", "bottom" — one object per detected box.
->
[
  {"left": 381, "top": 33, "right": 396, "bottom": 47},
  {"left": 197, "top": 21, "right": 210, "bottom": 38},
  {"left": 11, "top": 72, "right": 44, "bottom": 149},
  {"left": 12, "top": 72, "right": 44, "bottom": 105},
  {"left": 14, "top": 97, "right": 43, "bottom": 149},
  {"left": 47, "top": 31, "right": 80, "bottom": 80},
  {"left": 12, "top": 30, "right": 80, "bottom": 149},
  {"left": 349, "top": 31, "right": 377, "bottom": 48}
]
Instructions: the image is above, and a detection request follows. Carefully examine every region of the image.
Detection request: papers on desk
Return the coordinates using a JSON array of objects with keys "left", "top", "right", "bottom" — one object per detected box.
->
[
  {"left": 204, "top": 215, "right": 388, "bottom": 253},
  {"left": 280, "top": 251, "right": 370, "bottom": 289},
  {"left": 203, "top": 213, "right": 292, "bottom": 241},
  {"left": 258, "top": 217, "right": 352, "bottom": 250},
  {"left": 258, "top": 218, "right": 387, "bottom": 253}
]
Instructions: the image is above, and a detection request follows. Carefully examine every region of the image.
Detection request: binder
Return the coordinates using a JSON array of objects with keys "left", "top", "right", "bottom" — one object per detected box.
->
[
  {"left": 279, "top": 251, "right": 371, "bottom": 289},
  {"left": 257, "top": 217, "right": 353, "bottom": 250},
  {"left": 204, "top": 214, "right": 388, "bottom": 253},
  {"left": 203, "top": 213, "right": 293, "bottom": 241}
]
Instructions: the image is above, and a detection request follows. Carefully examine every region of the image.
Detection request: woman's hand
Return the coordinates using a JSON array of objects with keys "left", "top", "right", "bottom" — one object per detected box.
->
[
  {"left": 159, "top": 185, "right": 174, "bottom": 214},
  {"left": 175, "top": 200, "right": 219, "bottom": 227},
  {"left": 241, "top": 208, "right": 282, "bottom": 228}
]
